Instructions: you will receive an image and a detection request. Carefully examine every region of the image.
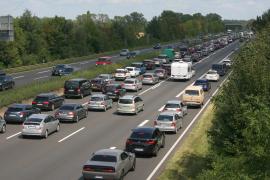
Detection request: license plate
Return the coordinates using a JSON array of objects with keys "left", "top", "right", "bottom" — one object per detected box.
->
[
  {"left": 37, "top": 104, "right": 42, "bottom": 106},
  {"left": 9, "top": 114, "right": 16, "bottom": 117},
  {"left": 69, "top": 90, "right": 74, "bottom": 92},
  {"left": 109, "top": 96, "right": 114, "bottom": 98},
  {"left": 134, "top": 148, "right": 143, "bottom": 152},
  {"left": 28, "top": 125, "right": 36, "bottom": 129},
  {"left": 95, "top": 176, "right": 103, "bottom": 179}
]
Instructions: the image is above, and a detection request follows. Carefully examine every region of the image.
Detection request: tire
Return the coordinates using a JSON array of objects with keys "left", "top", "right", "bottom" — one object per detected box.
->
[
  {"left": 130, "top": 159, "right": 136, "bottom": 171},
  {"left": 56, "top": 124, "right": 60, "bottom": 132},
  {"left": 1, "top": 125, "right": 6, "bottom": 133},
  {"left": 104, "top": 106, "right": 107, "bottom": 112},
  {"left": 51, "top": 104, "right": 55, "bottom": 111},
  {"left": 75, "top": 115, "right": 79, "bottom": 123},
  {"left": 161, "top": 137, "right": 165, "bottom": 148},
  {"left": 44, "top": 130, "right": 48, "bottom": 139},
  {"left": 152, "top": 146, "right": 158, "bottom": 157},
  {"left": 119, "top": 170, "right": 125, "bottom": 180}
]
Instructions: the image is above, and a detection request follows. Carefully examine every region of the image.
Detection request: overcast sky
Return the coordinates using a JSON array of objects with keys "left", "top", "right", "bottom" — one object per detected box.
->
[{"left": 0, "top": 0, "right": 269, "bottom": 20}]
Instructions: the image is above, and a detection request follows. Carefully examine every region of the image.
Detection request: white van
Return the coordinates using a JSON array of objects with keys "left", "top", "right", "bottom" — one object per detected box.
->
[{"left": 171, "top": 61, "right": 194, "bottom": 80}]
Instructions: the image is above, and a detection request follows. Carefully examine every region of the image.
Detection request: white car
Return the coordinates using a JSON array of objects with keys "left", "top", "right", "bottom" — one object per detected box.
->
[
  {"left": 125, "top": 67, "right": 140, "bottom": 77},
  {"left": 115, "top": 69, "right": 130, "bottom": 80},
  {"left": 222, "top": 58, "right": 232, "bottom": 68},
  {"left": 123, "top": 78, "right": 142, "bottom": 92},
  {"left": 205, "top": 70, "right": 220, "bottom": 81}
]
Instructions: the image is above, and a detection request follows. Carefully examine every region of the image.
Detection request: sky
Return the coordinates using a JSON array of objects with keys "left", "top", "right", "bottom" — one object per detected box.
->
[{"left": 0, "top": 0, "right": 269, "bottom": 20}]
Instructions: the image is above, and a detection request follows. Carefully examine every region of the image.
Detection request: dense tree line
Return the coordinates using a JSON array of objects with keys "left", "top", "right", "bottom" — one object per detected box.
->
[
  {"left": 0, "top": 10, "right": 224, "bottom": 68},
  {"left": 195, "top": 10, "right": 270, "bottom": 179}
]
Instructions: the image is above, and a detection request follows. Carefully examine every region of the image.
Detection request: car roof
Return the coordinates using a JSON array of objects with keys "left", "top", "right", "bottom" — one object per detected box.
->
[
  {"left": 28, "top": 114, "right": 49, "bottom": 119},
  {"left": 68, "top": 78, "right": 87, "bottom": 81},
  {"left": 94, "top": 149, "right": 123, "bottom": 156},
  {"left": 120, "top": 95, "right": 136, "bottom": 99},
  {"left": 132, "top": 127, "right": 156, "bottom": 133},
  {"left": 125, "top": 78, "right": 136, "bottom": 81},
  {"left": 99, "top": 56, "right": 111, "bottom": 59},
  {"left": 116, "top": 68, "right": 126, "bottom": 71},
  {"left": 166, "top": 100, "right": 181, "bottom": 104},
  {"left": 106, "top": 83, "right": 121, "bottom": 87},
  {"left": 37, "top": 93, "right": 56, "bottom": 97},
  {"left": 144, "top": 73, "right": 154, "bottom": 75},
  {"left": 159, "top": 111, "right": 176, "bottom": 116}
]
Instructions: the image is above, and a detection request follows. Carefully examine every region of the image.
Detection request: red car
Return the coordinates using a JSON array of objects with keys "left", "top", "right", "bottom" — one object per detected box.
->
[{"left": 96, "top": 56, "right": 112, "bottom": 65}]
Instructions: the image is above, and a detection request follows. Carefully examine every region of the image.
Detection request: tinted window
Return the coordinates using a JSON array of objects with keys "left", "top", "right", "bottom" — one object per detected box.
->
[
  {"left": 185, "top": 90, "right": 199, "bottom": 96},
  {"left": 91, "top": 155, "right": 117, "bottom": 162},
  {"left": 126, "top": 68, "right": 134, "bottom": 71},
  {"left": 91, "top": 97, "right": 103, "bottom": 101},
  {"left": 116, "top": 70, "right": 125, "bottom": 73},
  {"left": 157, "top": 115, "right": 174, "bottom": 121},
  {"left": 35, "top": 96, "right": 49, "bottom": 101},
  {"left": 212, "top": 64, "right": 222, "bottom": 70},
  {"left": 25, "top": 118, "right": 43, "bottom": 123},
  {"left": 7, "top": 107, "right": 24, "bottom": 112},
  {"left": 105, "top": 85, "right": 116, "bottom": 91},
  {"left": 65, "top": 81, "right": 79, "bottom": 88},
  {"left": 59, "top": 105, "right": 75, "bottom": 110},
  {"left": 164, "top": 103, "right": 180, "bottom": 108},
  {"left": 194, "top": 80, "right": 206, "bottom": 85},
  {"left": 124, "top": 80, "right": 135, "bottom": 84},
  {"left": 130, "top": 131, "right": 153, "bottom": 139},
  {"left": 119, "top": 99, "right": 133, "bottom": 104}
]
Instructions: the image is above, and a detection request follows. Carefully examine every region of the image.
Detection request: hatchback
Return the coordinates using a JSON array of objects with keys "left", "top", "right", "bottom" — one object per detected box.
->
[
  {"left": 123, "top": 78, "right": 142, "bottom": 92},
  {"left": 162, "top": 100, "right": 187, "bottom": 117},
  {"left": 115, "top": 69, "right": 131, "bottom": 80},
  {"left": 55, "top": 104, "right": 87, "bottom": 123},
  {"left": 142, "top": 73, "right": 159, "bottom": 85},
  {"left": 95, "top": 57, "right": 112, "bottom": 65},
  {"left": 154, "top": 111, "right": 183, "bottom": 133},
  {"left": 88, "top": 94, "right": 113, "bottom": 111},
  {"left": 22, "top": 114, "right": 60, "bottom": 138},
  {"left": 117, "top": 95, "right": 144, "bottom": 115},
  {"left": 125, "top": 127, "right": 165, "bottom": 156},
  {"left": 103, "top": 84, "right": 126, "bottom": 100}
]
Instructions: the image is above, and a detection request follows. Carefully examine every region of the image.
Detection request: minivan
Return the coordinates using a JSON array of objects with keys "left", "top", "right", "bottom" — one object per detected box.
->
[
  {"left": 182, "top": 86, "right": 204, "bottom": 107},
  {"left": 117, "top": 95, "right": 144, "bottom": 115},
  {"left": 64, "top": 78, "right": 91, "bottom": 98}
]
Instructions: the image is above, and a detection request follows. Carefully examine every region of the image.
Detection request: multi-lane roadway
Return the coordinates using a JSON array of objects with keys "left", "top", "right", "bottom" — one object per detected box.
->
[{"left": 0, "top": 41, "right": 239, "bottom": 180}]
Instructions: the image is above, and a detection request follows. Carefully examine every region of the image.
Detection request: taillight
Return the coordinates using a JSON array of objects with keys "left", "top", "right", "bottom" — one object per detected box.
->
[
  {"left": 146, "top": 140, "right": 157, "bottom": 145},
  {"left": 126, "top": 139, "right": 133, "bottom": 145},
  {"left": 176, "top": 108, "right": 182, "bottom": 112},
  {"left": 32, "top": 101, "right": 37, "bottom": 105},
  {"left": 55, "top": 112, "right": 59, "bottom": 116},
  {"left": 19, "top": 112, "right": 26, "bottom": 117},
  {"left": 68, "top": 112, "right": 74, "bottom": 116},
  {"left": 43, "top": 101, "right": 49, "bottom": 105},
  {"left": 154, "top": 120, "right": 157, "bottom": 126},
  {"left": 171, "top": 122, "right": 176, "bottom": 127},
  {"left": 83, "top": 165, "right": 93, "bottom": 171},
  {"left": 77, "top": 88, "right": 81, "bottom": 92},
  {"left": 103, "top": 167, "right": 115, "bottom": 173},
  {"left": 115, "top": 90, "right": 119, "bottom": 93}
]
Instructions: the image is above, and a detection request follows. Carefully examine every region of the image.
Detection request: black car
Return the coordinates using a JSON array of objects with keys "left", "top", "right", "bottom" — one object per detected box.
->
[
  {"left": 194, "top": 79, "right": 211, "bottom": 91},
  {"left": 90, "top": 78, "right": 107, "bottom": 92},
  {"left": 125, "top": 127, "right": 165, "bottom": 156},
  {"left": 161, "top": 63, "right": 171, "bottom": 75},
  {"left": 0, "top": 75, "right": 15, "bottom": 90},
  {"left": 103, "top": 84, "right": 126, "bottom": 101},
  {"left": 32, "top": 93, "right": 64, "bottom": 111},
  {"left": 4, "top": 104, "right": 41, "bottom": 123},
  {"left": 51, "top": 64, "right": 74, "bottom": 76},
  {"left": 64, "top": 78, "right": 91, "bottom": 98},
  {"left": 153, "top": 43, "right": 161, "bottom": 49}
]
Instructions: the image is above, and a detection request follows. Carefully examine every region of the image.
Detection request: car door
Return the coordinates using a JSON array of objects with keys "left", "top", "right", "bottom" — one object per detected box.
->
[
  {"left": 156, "top": 129, "right": 163, "bottom": 148},
  {"left": 105, "top": 95, "right": 112, "bottom": 108},
  {"left": 44, "top": 117, "right": 52, "bottom": 133},
  {"left": 120, "top": 152, "right": 131, "bottom": 174},
  {"left": 50, "top": 116, "right": 58, "bottom": 132},
  {"left": 136, "top": 97, "right": 143, "bottom": 111}
]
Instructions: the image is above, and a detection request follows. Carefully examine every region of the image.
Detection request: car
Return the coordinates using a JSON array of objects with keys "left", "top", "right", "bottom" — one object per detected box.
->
[
  {"left": 51, "top": 64, "right": 74, "bottom": 76},
  {"left": 222, "top": 58, "right": 232, "bottom": 68},
  {"left": 120, "top": 49, "right": 129, "bottom": 56},
  {"left": 82, "top": 149, "right": 136, "bottom": 180},
  {"left": 117, "top": 95, "right": 144, "bottom": 115},
  {"left": 103, "top": 83, "right": 126, "bottom": 101},
  {"left": 156, "top": 54, "right": 169, "bottom": 63},
  {"left": 126, "top": 51, "right": 137, "bottom": 59},
  {"left": 98, "top": 74, "right": 114, "bottom": 84},
  {"left": 182, "top": 85, "right": 205, "bottom": 107},
  {"left": 32, "top": 93, "right": 64, "bottom": 111},
  {"left": 88, "top": 94, "right": 113, "bottom": 111},
  {"left": 0, "top": 75, "right": 15, "bottom": 90},
  {"left": 55, "top": 103, "right": 87, "bottom": 123},
  {"left": 114, "top": 68, "right": 131, "bottom": 81},
  {"left": 96, "top": 56, "right": 112, "bottom": 65},
  {"left": 183, "top": 55, "right": 192, "bottom": 63},
  {"left": 153, "top": 43, "right": 161, "bottom": 49},
  {"left": 155, "top": 68, "right": 168, "bottom": 79},
  {"left": 4, "top": 104, "right": 41, "bottom": 123},
  {"left": 212, "top": 62, "right": 227, "bottom": 76},
  {"left": 0, "top": 116, "right": 6, "bottom": 133},
  {"left": 153, "top": 57, "right": 163, "bottom": 67},
  {"left": 154, "top": 111, "right": 183, "bottom": 133},
  {"left": 125, "top": 67, "right": 140, "bottom": 77},
  {"left": 130, "top": 62, "right": 146, "bottom": 75},
  {"left": 122, "top": 78, "right": 142, "bottom": 92},
  {"left": 162, "top": 100, "right": 187, "bottom": 117},
  {"left": 22, "top": 114, "right": 60, "bottom": 139},
  {"left": 125, "top": 127, "right": 165, "bottom": 156},
  {"left": 64, "top": 78, "right": 92, "bottom": 98},
  {"left": 0, "top": 70, "right": 6, "bottom": 76},
  {"left": 194, "top": 78, "right": 211, "bottom": 91},
  {"left": 205, "top": 70, "right": 220, "bottom": 81},
  {"left": 161, "top": 63, "right": 171, "bottom": 75},
  {"left": 90, "top": 78, "right": 107, "bottom": 92},
  {"left": 142, "top": 73, "right": 159, "bottom": 85},
  {"left": 143, "top": 59, "right": 156, "bottom": 70}
]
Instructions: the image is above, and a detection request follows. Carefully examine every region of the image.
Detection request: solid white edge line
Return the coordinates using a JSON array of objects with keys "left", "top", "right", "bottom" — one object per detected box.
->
[
  {"left": 34, "top": 76, "right": 49, "bottom": 80},
  {"left": 146, "top": 71, "right": 232, "bottom": 180},
  {"left": 158, "top": 105, "right": 165, "bottom": 112},
  {"left": 13, "top": 75, "right": 24, "bottom": 79},
  {"left": 58, "top": 127, "right": 85, "bottom": 143},
  {"left": 6, "top": 132, "right": 22, "bottom": 140},
  {"left": 138, "top": 120, "right": 149, "bottom": 127},
  {"left": 37, "top": 70, "right": 50, "bottom": 74}
]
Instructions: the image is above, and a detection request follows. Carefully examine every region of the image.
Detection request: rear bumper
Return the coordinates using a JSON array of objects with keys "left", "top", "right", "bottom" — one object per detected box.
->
[
  {"left": 82, "top": 171, "right": 119, "bottom": 180},
  {"left": 155, "top": 125, "right": 176, "bottom": 132}
]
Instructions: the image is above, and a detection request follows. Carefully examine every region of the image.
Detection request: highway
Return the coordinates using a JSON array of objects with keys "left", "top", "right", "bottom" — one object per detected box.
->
[{"left": 0, "top": 41, "right": 239, "bottom": 180}]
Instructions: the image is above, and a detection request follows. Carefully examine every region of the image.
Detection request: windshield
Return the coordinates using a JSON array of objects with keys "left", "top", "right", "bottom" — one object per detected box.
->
[
  {"left": 59, "top": 105, "right": 75, "bottom": 110},
  {"left": 98, "top": 57, "right": 109, "bottom": 61},
  {"left": 7, "top": 107, "right": 24, "bottom": 112},
  {"left": 185, "top": 90, "right": 199, "bottom": 96},
  {"left": 212, "top": 64, "right": 222, "bottom": 70},
  {"left": 119, "top": 99, "right": 133, "bottom": 104},
  {"left": 91, "top": 155, "right": 117, "bottom": 162},
  {"left": 164, "top": 103, "right": 179, "bottom": 109},
  {"left": 91, "top": 97, "right": 103, "bottom": 101},
  {"left": 55, "top": 65, "right": 65, "bottom": 69},
  {"left": 65, "top": 81, "right": 79, "bottom": 88},
  {"left": 130, "top": 131, "right": 152, "bottom": 139},
  {"left": 157, "top": 115, "right": 174, "bottom": 121}
]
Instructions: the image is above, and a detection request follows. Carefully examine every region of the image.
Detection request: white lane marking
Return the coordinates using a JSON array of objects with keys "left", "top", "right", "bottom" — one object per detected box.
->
[
  {"left": 13, "top": 75, "right": 24, "bottom": 79},
  {"left": 110, "top": 147, "right": 117, "bottom": 149},
  {"left": 139, "top": 80, "right": 166, "bottom": 96},
  {"left": 80, "top": 62, "right": 88, "bottom": 65},
  {"left": 138, "top": 120, "right": 149, "bottom": 127},
  {"left": 82, "top": 102, "right": 88, "bottom": 106},
  {"left": 58, "top": 127, "right": 85, "bottom": 143},
  {"left": 6, "top": 132, "right": 21, "bottom": 140},
  {"left": 146, "top": 71, "right": 232, "bottom": 180},
  {"left": 34, "top": 76, "right": 49, "bottom": 80},
  {"left": 37, "top": 70, "right": 50, "bottom": 74},
  {"left": 158, "top": 105, "right": 165, "bottom": 112}
]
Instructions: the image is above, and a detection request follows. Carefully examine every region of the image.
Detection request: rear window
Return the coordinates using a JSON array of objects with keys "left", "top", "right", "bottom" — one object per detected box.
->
[
  {"left": 91, "top": 79, "right": 102, "bottom": 84},
  {"left": 131, "top": 64, "right": 141, "bottom": 68},
  {"left": 164, "top": 103, "right": 179, "bottom": 109},
  {"left": 116, "top": 70, "right": 125, "bottom": 73},
  {"left": 157, "top": 115, "right": 174, "bottom": 121},
  {"left": 98, "top": 57, "right": 109, "bottom": 61},
  {"left": 91, "top": 155, "right": 117, "bottom": 162},
  {"left": 126, "top": 68, "right": 134, "bottom": 71},
  {"left": 124, "top": 80, "right": 135, "bottom": 84},
  {"left": 119, "top": 99, "right": 133, "bottom": 104},
  {"left": 35, "top": 96, "right": 49, "bottom": 101},
  {"left": 185, "top": 90, "right": 199, "bottom": 96},
  {"left": 59, "top": 105, "right": 75, "bottom": 110},
  {"left": 105, "top": 85, "right": 116, "bottom": 91},
  {"left": 25, "top": 118, "right": 43, "bottom": 124},
  {"left": 65, "top": 81, "right": 79, "bottom": 88},
  {"left": 212, "top": 64, "right": 222, "bottom": 70},
  {"left": 91, "top": 97, "right": 103, "bottom": 101},
  {"left": 143, "top": 75, "right": 153, "bottom": 78},
  {"left": 207, "top": 71, "right": 216, "bottom": 75},
  {"left": 7, "top": 107, "right": 24, "bottom": 112},
  {"left": 130, "top": 131, "right": 152, "bottom": 139}
]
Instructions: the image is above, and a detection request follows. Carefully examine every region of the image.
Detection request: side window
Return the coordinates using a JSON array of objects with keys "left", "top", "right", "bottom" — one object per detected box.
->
[
  {"left": 44, "top": 117, "right": 50, "bottom": 123},
  {"left": 120, "top": 152, "right": 128, "bottom": 161},
  {"left": 138, "top": 97, "right": 143, "bottom": 102},
  {"left": 50, "top": 116, "right": 56, "bottom": 122},
  {"left": 25, "top": 106, "right": 32, "bottom": 110}
]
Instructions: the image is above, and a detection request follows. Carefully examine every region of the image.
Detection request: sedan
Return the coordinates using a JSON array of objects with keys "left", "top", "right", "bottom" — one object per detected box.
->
[
  {"left": 55, "top": 104, "right": 87, "bottom": 123},
  {"left": 162, "top": 100, "right": 187, "bottom": 117},
  {"left": 22, "top": 114, "right": 60, "bottom": 139},
  {"left": 155, "top": 68, "right": 167, "bottom": 79},
  {"left": 205, "top": 70, "right": 220, "bottom": 82},
  {"left": 123, "top": 78, "right": 142, "bottom": 92},
  {"left": 90, "top": 78, "right": 107, "bottom": 92},
  {"left": 82, "top": 149, "right": 136, "bottom": 180},
  {"left": 98, "top": 74, "right": 114, "bottom": 84},
  {"left": 103, "top": 84, "right": 126, "bottom": 101},
  {"left": 142, "top": 73, "right": 159, "bottom": 85},
  {"left": 88, "top": 94, "right": 113, "bottom": 111},
  {"left": 0, "top": 116, "right": 6, "bottom": 133},
  {"left": 154, "top": 111, "right": 183, "bottom": 134},
  {"left": 126, "top": 127, "right": 165, "bottom": 156},
  {"left": 194, "top": 78, "right": 211, "bottom": 91}
]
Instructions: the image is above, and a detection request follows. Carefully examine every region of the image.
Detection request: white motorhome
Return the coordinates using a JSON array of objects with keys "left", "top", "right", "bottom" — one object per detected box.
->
[{"left": 171, "top": 61, "right": 194, "bottom": 80}]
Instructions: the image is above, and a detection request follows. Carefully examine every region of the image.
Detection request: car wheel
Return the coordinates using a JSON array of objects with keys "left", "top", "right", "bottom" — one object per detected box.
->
[
  {"left": 153, "top": 146, "right": 158, "bottom": 157},
  {"left": 56, "top": 124, "right": 60, "bottom": 132},
  {"left": 1, "top": 125, "right": 6, "bottom": 133},
  {"left": 44, "top": 130, "right": 48, "bottom": 139},
  {"left": 130, "top": 159, "right": 136, "bottom": 171},
  {"left": 51, "top": 104, "right": 55, "bottom": 111},
  {"left": 119, "top": 170, "right": 125, "bottom": 180},
  {"left": 161, "top": 137, "right": 165, "bottom": 148},
  {"left": 75, "top": 115, "right": 79, "bottom": 123}
]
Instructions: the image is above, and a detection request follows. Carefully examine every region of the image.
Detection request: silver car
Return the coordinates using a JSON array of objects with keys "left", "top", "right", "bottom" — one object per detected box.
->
[
  {"left": 22, "top": 114, "right": 60, "bottom": 138},
  {"left": 117, "top": 95, "right": 144, "bottom": 115},
  {"left": 88, "top": 94, "right": 113, "bottom": 111},
  {"left": 154, "top": 111, "right": 183, "bottom": 134},
  {"left": 0, "top": 116, "right": 6, "bottom": 133},
  {"left": 162, "top": 100, "right": 188, "bottom": 117},
  {"left": 142, "top": 73, "right": 159, "bottom": 85},
  {"left": 55, "top": 103, "right": 88, "bottom": 123},
  {"left": 98, "top": 74, "right": 114, "bottom": 84},
  {"left": 82, "top": 149, "right": 136, "bottom": 180},
  {"left": 123, "top": 78, "right": 142, "bottom": 92}
]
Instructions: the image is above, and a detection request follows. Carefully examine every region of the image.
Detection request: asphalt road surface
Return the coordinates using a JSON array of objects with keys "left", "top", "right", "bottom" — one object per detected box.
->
[{"left": 0, "top": 41, "right": 239, "bottom": 180}]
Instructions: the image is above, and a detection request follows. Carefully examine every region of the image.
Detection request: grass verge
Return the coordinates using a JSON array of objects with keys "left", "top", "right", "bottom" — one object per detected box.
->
[{"left": 158, "top": 104, "right": 214, "bottom": 180}]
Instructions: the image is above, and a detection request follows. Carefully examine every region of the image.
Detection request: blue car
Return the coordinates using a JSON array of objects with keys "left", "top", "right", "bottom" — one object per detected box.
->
[
  {"left": 131, "top": 62, "right": 146, "bottom": 75},
  {"left": 194, "top": 79, "right": 211, "bottom": 91}
]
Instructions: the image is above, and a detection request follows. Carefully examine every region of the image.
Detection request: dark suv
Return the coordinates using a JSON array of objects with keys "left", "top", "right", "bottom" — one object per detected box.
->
[
  {"left": 4, "top": 104, "right": 41, "bottom": 123},
  {"left": 143, "top": 60, "right": 156, "bottom": 70},
  {"left": 0, "top": 75, "right": 15, "bottom": 90},
  {"left": 64, "top": 78, "right": 91, "bottom": 98},
  {"left": 51, "top": 64, "right": 74, "bottom": 76},
  {"left": 125, "top": 127, "right": 165, "bottom": 156},
  {"left": 103, "top": 84, "right": 126, "bottom": 101},
  {"left": 32, "top": 93, "right": 64, "bottom": 111},
  {"left": 90, "top": 78, "right": 107, "bottom": 92}
]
